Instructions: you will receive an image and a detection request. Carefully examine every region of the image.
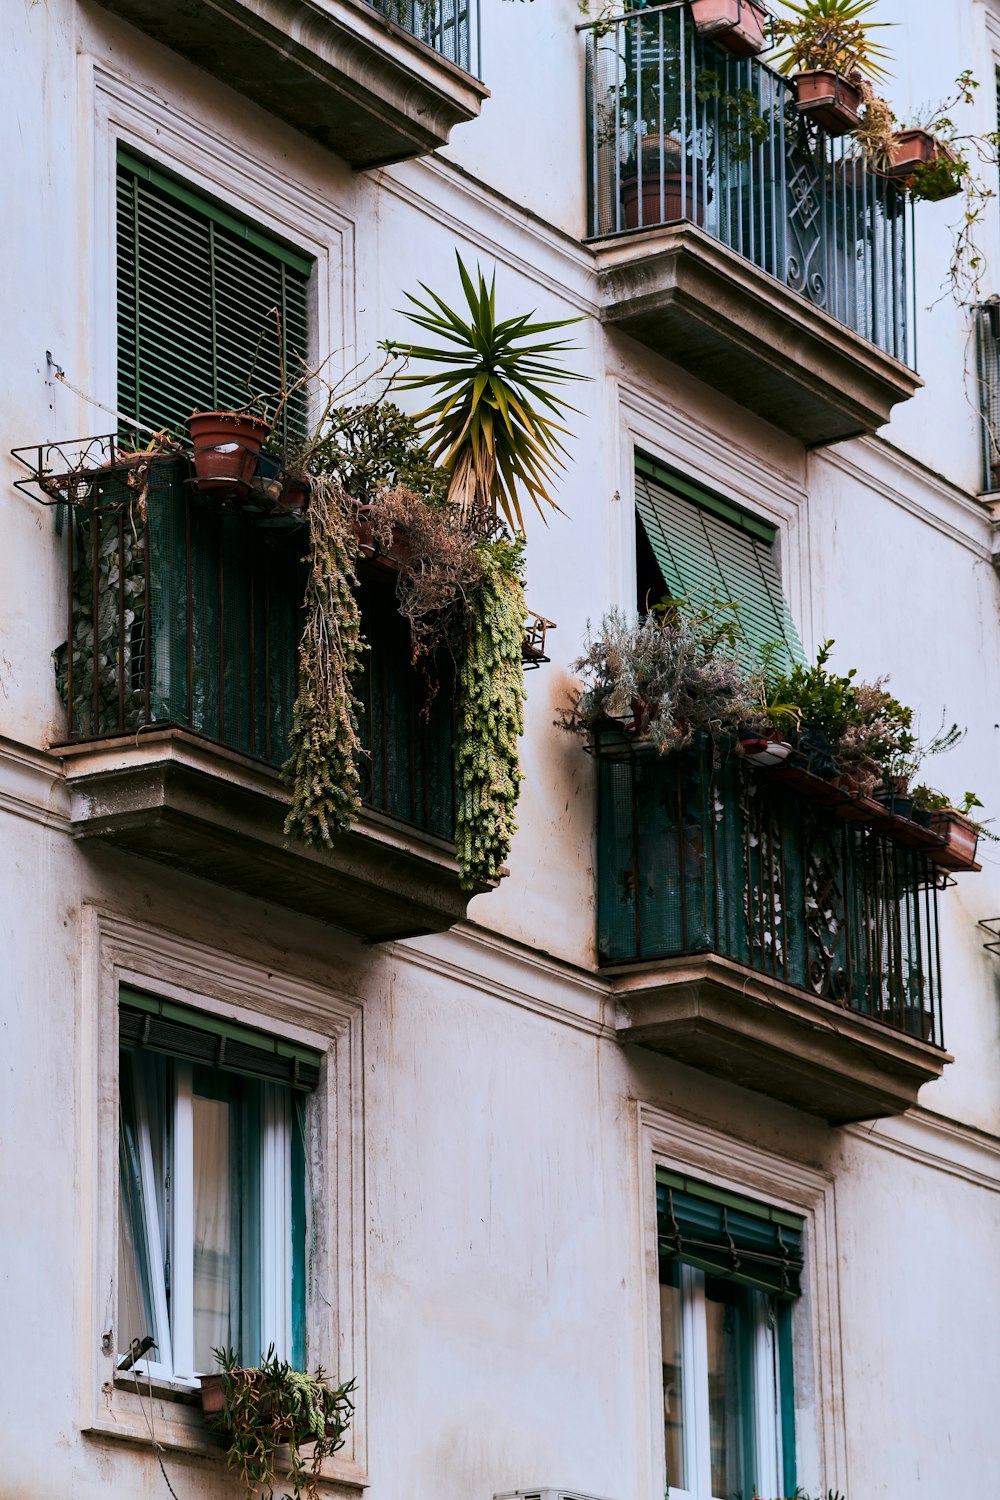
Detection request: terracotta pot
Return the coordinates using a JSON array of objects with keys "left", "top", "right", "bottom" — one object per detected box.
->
[
  {"left": 278, "top": 474, "right": 311, "bottom": 513},
  {"left": 200, "top": 1373, "right": 225, "bottom": 1415},
  {"left": 621, "top": 139, "right": 705, "bottom": 230},
  {"left": 794, "top": 70, "right": 863, "bottom": 135},
  {"left": 186, "top": 411, "right": 270, "bottom": 497},
  {"left": 929, "top": 809, "right": 980, "bottom": 864},
  {"left": 689, "top": 0, "right": 767, "bottom": 57},
  {"left": 888, "top": 128, "right": 938, "bottom": 176}
]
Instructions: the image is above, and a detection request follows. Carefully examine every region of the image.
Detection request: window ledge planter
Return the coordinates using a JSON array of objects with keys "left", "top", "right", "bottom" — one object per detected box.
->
[
  {"left": 689, "top": 0, "right": 768, "bottom": 58},
  {"left": 794, "top": 69, "right": 863, "bottom": 134},
  {"left": 929, "top": 808, "right": 981, "bottom": 869}
]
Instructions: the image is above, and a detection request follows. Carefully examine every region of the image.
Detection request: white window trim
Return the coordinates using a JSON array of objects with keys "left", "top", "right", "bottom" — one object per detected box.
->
[
  {"left": 71, "top": 45, "right": 355, "bottom": 451},
  {"left": 79, "top": 906, "right": 368, "bottom": 1490},
  {"left": 613, "top": 382, "right": 812, "bottom": 660},
  {"left": 637, "top": 1103, "right": 848, "bottom": 1500}
]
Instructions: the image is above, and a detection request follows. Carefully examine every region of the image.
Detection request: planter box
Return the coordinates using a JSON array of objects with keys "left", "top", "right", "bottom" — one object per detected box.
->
[
  {"left": 689, "top": 0, "right": 768, "bottom": 57},
  {"left": 794, "top": 69, "right": 863, "bottom": 135},
  {"left": 929, "top": 809, "right": 980, "bottom": 870},
  {"left": 888, "top": 130, "right": 962, "bottom": 199}
]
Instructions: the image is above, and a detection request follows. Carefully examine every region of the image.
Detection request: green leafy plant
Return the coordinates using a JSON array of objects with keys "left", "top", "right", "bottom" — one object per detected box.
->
[
  {"left": 696, "top": 71, "right": 773, "bottom": 163},
  {"left": 283, "top": 475, "right": 365, "bottom": 845},
  {"left": 208, "top": 1346, "right": 355, "bottom": 1500},
  {"left": 768, "top": 641, "right": 859, "bottom": 746},
  {"left": 767, "top": 0, "right": 893, "bottom": 84},
  {"left": 306, "top": 399, "right": 446, "bottom": 505},
  {"left": 562, "top": 600, "right": 761, "bottom": 754},
  {"left": 383, "top": 254, "right": 586, "bottom": 532},
  {"left": 455, "top": 534, "right": 527, "bottom": 888}
]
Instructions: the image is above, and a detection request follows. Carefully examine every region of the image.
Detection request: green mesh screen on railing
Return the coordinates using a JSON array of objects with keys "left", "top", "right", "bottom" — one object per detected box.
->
[
  {"left": 58, "top": 458, "right": 456, "bottom": 842},
  {"left": 595, "top": 733, "right": 944, "bottom": 1045}
]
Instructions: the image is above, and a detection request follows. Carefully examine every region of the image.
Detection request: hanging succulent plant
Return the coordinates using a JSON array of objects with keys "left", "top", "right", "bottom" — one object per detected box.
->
[
  {"left": 454, "top": 534, "right": 527, "bottom": 888},
  {"left": 283, "top": 475, "right": 365, "bottom": 845}
]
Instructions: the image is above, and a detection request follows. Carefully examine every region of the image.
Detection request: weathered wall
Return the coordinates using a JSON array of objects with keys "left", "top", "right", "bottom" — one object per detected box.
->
[{"left": 2, "top": 2, "right": 1000, "bottom": 1498}]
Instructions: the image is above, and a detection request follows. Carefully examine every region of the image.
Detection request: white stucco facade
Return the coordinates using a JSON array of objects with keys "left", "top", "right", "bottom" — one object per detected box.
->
[{"left": 2, "top": 2, "right": 1000, "bottom": 1498}]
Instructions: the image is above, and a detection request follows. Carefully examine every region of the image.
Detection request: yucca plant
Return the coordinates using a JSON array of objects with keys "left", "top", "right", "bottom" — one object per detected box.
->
[
  {"left": 383, "top": 254, "right": 586, "bottom": 532},
  {"left": 768, "top": 0, "right": 893, "bottom": 84}
]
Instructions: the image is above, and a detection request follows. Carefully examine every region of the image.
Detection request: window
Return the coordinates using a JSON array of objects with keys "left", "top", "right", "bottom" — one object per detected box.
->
[
  {"left": 634, "top": 455, "right": 804, "bottom": 674},
  {"left": 117, "top": 989, "right": 322, "bottom": 1382},
  {"left": 116, "top": 148, "right": 312, "bottom": 443},
  {"left": 658, "top": 1170, "right": 802, "bottom": 1500}
]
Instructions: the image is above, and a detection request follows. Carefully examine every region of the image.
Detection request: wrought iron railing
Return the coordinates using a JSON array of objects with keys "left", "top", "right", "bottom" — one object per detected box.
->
[
  {"left": 54, "top": 457, "right": 456, "bottom": 841},
  {"left": 583, "top": 2, "right": 914, "bottom": 365},
  {"left": 364, "top": 0, "right": 480, "bottom": 77},
  {"left": 596, "top": 735, "right": 945, "bottom": 1046}
]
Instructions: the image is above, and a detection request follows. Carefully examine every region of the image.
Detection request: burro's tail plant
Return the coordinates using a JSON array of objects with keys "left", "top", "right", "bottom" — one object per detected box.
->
[
  {"left": 382, "top": 252, "right": 586, "bottom": 533},
  {"left": 284, "top": 474, "right": 364, "bottom": 845},
  {"left": 455, "top": 534, "right": 527, "bottom": 888},
  {"left": 208, "top": 1346, "right": 356, "bottom": 1500}
]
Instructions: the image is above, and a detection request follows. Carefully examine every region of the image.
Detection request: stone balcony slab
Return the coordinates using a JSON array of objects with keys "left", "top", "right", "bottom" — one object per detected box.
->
[
  {"left": 612, "top": 953, "right": 951, "bottom": 1124},
  {"left": 58, "top": 730, "right": 482, "bottom": 941},
  {"left": 91, "top": 0, "right": 489, "bottom": 168},
  {"left": 590, "top": 224, "right": 923, "bottom": 447}
]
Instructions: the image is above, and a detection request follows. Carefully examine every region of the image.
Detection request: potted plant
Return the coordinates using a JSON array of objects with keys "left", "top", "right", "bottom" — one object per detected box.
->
[
  {"left": 620, "top": 131, "right": 703, "bottom": 232},
  {"left": 186, "top": 409, "right": 271, "bottom": 496},
  {"left": 767, "top": 0, "right": 893, "bottom": 137},
  {"left": 911, "top": 788, "right": 990, "bottom": 864},
  {"left": 689, "top": 0, "right": 769, "bottom": 59},
  {"left": 561, "top": 600, "right": 759, "bottom": 756},
  {"left": 766, "top": 642, "right": 860, "bottom": 780},
  {"left": 201, "top": 1347, "right": 355, "bottom": 1500}
]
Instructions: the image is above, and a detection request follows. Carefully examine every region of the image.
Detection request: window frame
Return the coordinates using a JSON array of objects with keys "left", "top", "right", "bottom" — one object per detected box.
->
[
  {"left": 660, "top": 1223, "right": 792, "bottom": 1499},
  {"left": 637, "top": 1103, "right": 847, "bottom": 1500},
  {"left": 117, "top": 1037, "right": 310, "bottom": 1384},
  {"left": 81, "top": 906, "right": 367, "bottom": 1485}
]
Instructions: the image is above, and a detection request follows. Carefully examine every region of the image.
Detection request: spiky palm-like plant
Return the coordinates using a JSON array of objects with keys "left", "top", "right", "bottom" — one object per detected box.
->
[
  {"left": 383, "top": 254, "right": 586, "bottom": 533},
  {"left": 768, "top": 0, "right": 893, "bottom": 84}
]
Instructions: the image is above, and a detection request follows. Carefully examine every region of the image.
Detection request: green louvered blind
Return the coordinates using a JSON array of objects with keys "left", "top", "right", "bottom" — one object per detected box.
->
[
  {"left": 119, "top": 988, "right": 323, "bottom": 1092},
  {"left": 656, "top": 1168, "right": 805, "bottom": 1299},
  {"left": 116, "top": 148, "right": 312, "bottom": 444},
  {"left": 635, "top": 455, "right": 805, "bottom": 673}
]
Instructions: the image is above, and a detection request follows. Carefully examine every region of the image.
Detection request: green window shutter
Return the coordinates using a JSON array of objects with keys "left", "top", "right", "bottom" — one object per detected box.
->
[
  {"left": 656, "top": 1167, "right": 805, "bottom": 1299},
  {"left": 116, "top": 148, "right": 312, "bottom": 445},
  {"left": 119, "top": 987, "right": 323, "bottom": 1092},
  {"left": 635, "top": 454, "right": 805, "bottom": 673}
]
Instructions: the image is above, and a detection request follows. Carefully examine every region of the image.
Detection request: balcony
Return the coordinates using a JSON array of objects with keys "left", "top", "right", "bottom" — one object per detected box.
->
[
  {"left": 597, "top": 736, "right": 955, "bottom": 1122},
  {"left": 46, "top": 454, "right": 475, "bottom": 941},
  {"left": 583, "top": 3, "right": 921, "bottom": 446},
  {"left": 91, "top": 0, "right": 487, "bottom": 168}
]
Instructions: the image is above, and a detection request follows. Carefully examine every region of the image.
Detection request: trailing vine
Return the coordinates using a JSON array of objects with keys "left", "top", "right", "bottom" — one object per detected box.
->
[
  {"left": 283, "top": 475, "right": 365, "bottom": 845},
  {"left": 455, "top": 536, "right": 527, "bottom": 888},
  {"left": 208, "top": 1347, "right": 355, "bottom": 1500}
]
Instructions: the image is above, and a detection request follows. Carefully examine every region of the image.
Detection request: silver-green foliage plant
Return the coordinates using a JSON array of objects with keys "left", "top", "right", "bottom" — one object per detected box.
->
[
  {"left": 209, "top": 1346, "right": 355, "bottom": 1500},
  {"left": 284, "top": 475, "right": 365, "bottom": 844},
  {"left": 564, "top": 602, "right": 759, "bottom": 754},
  {"left": 455, "top": 535, "right": 526, "bottom": 888}
]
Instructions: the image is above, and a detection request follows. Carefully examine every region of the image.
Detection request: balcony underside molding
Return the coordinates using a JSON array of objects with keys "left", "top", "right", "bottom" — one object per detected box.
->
[
  {"left": 90, "top": 0, "right": 488, "bottom": 168},
  {"left": 611, "top": 953, "right": 950, "bottom": 1124},
  {"left": 58, "top": 731, "right": 481, "bottom": 942},
  {"left": 589, "top": 224, "right": 923, "bottom": 448}
]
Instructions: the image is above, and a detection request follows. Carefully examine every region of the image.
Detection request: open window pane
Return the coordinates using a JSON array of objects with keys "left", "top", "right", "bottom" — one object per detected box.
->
[
  {"left": 192, "top": 1088, "right": 234, "bottom": 1371},
  {"left": 704, "top": 1277, "right": 749, "bottom": 1500},
  {"left": 118, "top": 1007, "right": 311, "bottom": 1381},
  {"left": 661, "top": 1259, "right": 688, "bottom": 1493}
]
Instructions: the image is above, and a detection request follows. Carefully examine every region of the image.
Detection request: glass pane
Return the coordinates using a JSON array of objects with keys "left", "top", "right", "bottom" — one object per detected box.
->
[
  {"left": 660, "top": 1261, "right": 686, "bottom": 1493},
  {"left": 118, "top": 1056, "right": 157, "bottom": 1355},
  {"left": 192, "top": 1091, "right": 233, "bottom": 1371},
  {"left": 705, "top": 1277, "right": 748, "bottom": 1500}
]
